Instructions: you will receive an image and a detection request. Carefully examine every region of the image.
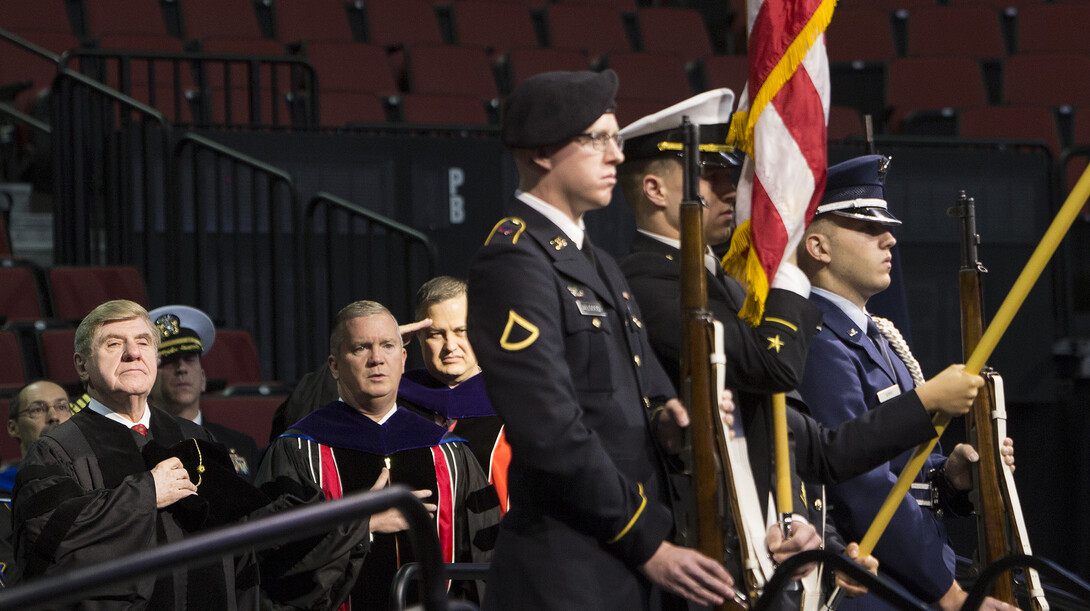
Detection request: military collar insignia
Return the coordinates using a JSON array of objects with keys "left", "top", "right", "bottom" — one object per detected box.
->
[
  {"left": 567, "top": 284, "right": 585, "bottom": 297},
  {"left": 550, "top": 236, "right": 569, "bottom": 250}
]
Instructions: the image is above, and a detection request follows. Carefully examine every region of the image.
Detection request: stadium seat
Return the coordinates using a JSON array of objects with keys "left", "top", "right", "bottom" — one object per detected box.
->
[
  {"left": 200, "top": 394, "right": 282, "bottom": 449},
  {"left": 0, "top": 32, "right": 76, "bottom": 112},
  {"left": 450, "top": 1, "right": 539, "bottom": 56},
  {"left": 398, "top": 93, "right": 491, "bottom": 126},
  {"left": 0, "top": 399, "right": 22, "bottom": 464},
  {"left": 544, "top": 5, "right": 631, "bottom": 58},
  {"left": 868, "top": 0, "right": 937, "bottom": 9},
  {"left": 700, "top": 54, "right": 747, "bottom": 94},
  {"left": 37, "top": 328, "right": 81, "bottom": 390},
  {"left": 48, "top": 265, "right": 148, "bottom": 321},
  {"left": 0, "top": 265, "right": 45, "bottom": 322},
  {"left": 1004, "top": 53, "right": 1090, "bottom": 107},
  {"left": 317, "top": 91, "right": 389, "bottom": 127},
  {"left": 84, "top": 0, "right": 173, "bottom": 38},
  {"left": 0, "top": 0, "right": 75, "bottom": 35},
  {"left": 178, "top": 0, "right": 265, "bottom": 42},
  {"left": 906, "top": 7, "right": 1005, "bottom": 58},
  {"left": 0, "top": 331, "right": 27, "bottom": 392},
  {"left": 958, "top": 105, "right": 1062, "bottom": 159},
  {"left": 200, "top": 328, "right": 263, "bottom": 387},
  {"left": 128, "top": 84, "right": 197, "bottom": 124},
  {"left": 406, "top": 44, "right": 499, "bottom": 101},
  {"left": 613, "top": 98, "right": 672, "bottom": 130},
  {"left": 1017, "top": 3, "right": 1090, "bottom": 55},
  {"left": 826, "top": 8, "right": 898, "bottom": 63},
  {"left": 499, "top": 48, "right": 590, "bottom": 93},
  {"left": 95, "top": 34, "right": 187, "bottom": 53},
  {"left": 605, "top": 51, "right": 692, "bottom": 105},
  {"left": 886, "top": 57, "right": 988, "bottom": 132},
  {"left": 363, "top": 0, "right": 444, "bottom": 49},
  {"left": 303, "top": 41, "right": 399, "bottom": 96},
  {"left": 274, "top": 0, "right": 355, "bottom": 45},
  {"left": 637, "top": 7, "right": 714, "bottom": 63},
  {"left": 828, "top": 105, "right": 866, "bottom": 141}
]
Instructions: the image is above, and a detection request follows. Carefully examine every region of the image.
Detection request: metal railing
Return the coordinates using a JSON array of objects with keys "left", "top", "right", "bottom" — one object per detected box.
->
[{"left": 0, "top": 487, "right": 449, "bottom": 611}]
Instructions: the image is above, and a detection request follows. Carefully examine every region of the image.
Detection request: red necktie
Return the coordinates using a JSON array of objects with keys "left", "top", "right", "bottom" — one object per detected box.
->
[{"left": 132, "top": 424, "right": 148, "bottom": 436}]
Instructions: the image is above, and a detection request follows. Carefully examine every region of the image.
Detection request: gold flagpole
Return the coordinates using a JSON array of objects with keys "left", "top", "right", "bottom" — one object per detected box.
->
[
  {"left": 856, "top": 164, "right": 1090, "bottom": 556},
  {"left": 773, "top": 392, "right": 794, "bottom": 535}
]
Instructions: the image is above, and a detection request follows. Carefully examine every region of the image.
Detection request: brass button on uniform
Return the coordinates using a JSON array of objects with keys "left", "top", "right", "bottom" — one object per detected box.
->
[{"left": 633, "top": 355, "right": 642, "bottom": 367}]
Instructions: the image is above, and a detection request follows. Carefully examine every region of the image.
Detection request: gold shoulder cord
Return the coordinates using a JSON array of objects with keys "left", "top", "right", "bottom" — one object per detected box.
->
[{"left": 193, "top": 439, "right": 205, "bottom": 488}]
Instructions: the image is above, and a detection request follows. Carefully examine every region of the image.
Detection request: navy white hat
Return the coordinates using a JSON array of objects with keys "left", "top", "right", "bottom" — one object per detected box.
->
[
  {"left": 817, "top": 155, "right": 901, "bottom": 226},
  {"left": 148, "top": 305, "right": 216, "bottom": 360},
  {"left": 619, "top": 88, "right": 744, "bottom": 169}
]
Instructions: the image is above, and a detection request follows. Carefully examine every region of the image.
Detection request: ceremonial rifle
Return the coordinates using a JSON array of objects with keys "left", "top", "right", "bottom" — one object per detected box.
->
[
  {"left": 678, "top": 117, "right": 749, "bottom": 610},
  {"left": 950, "top": 192, "right": 1049, "bottom": 611}
]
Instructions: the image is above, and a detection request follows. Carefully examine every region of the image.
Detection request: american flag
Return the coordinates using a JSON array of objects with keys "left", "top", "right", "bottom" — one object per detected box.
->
[{"left": 723, "top": 0, "right": 835, "bottom": 324}]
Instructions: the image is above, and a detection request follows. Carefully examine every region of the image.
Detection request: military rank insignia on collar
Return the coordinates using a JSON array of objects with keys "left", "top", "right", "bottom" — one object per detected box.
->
[{"left": 550, "top": 236, "right": 569, "bottom": 250}]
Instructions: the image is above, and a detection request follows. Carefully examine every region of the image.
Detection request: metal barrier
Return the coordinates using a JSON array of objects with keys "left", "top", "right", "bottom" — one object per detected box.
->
[
  {"left": 303, "top": 191, "right": 437, "bottom": 369},
  {"left": 393, "top": 562, "right": 488, "bottom": 610},
  {"left": 174, "top": 132, "right": 303, "bottom": 380},
  {"left": 0, "top": 486, "right": 450, "bottom": 611},
  {"left": 754, "top": 549, "right": 929, "bottom": 611},
  {"left": 963, "top": 554, "right": 1090, "bottom": 610}
]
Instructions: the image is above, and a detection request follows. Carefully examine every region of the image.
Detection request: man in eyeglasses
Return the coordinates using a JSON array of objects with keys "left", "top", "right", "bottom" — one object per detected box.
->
[
  {"left": 467, "top": 70, "right": 735, "bottom": 610},
  {"left": 2, "top": 380, "right": 71, "bottom": 484}
]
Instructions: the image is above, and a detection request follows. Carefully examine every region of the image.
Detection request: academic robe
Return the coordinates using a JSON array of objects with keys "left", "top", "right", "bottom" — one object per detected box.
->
[
  {"left": 255, "top": 401, "right": 498, "bottom": 611},
  {"left": 467, "top": 202, "right": 678, "bottom": 611},
  {"left": 798, "top": 294, "right": 955, "bottom": 608},
  {"left": 398, "top": 369, "right": 510, "bottom": 514},
  {"left": 12, "top": 406, "right": 254, "bottom": 610}
]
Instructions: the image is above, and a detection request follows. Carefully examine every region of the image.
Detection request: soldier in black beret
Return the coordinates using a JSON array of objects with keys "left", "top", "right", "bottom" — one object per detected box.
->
[{"left": 467, "top": 71, "right": 736, "bottom": 610}]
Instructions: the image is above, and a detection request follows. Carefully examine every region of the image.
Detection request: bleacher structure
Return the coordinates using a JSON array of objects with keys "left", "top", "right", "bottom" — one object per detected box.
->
[{"left": 2, "top": 0, "right": 1090, "bottom": 584}]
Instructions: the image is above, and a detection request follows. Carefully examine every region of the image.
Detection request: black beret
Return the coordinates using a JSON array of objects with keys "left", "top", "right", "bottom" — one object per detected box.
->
[{"left": 501, "top": 69, "right": 619, "bottom": 148}]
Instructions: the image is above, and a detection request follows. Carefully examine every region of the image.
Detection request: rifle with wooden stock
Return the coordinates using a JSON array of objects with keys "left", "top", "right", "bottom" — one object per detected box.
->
[
  {"left": 949, "top": 191, "right": 1048, "bottom": 611},
  {"left": 678, "top": 117, "right": 749, "bottom": 610}
]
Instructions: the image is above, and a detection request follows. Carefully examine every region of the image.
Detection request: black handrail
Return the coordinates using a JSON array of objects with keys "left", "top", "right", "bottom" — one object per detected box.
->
[
  {"left": 0, "top": 486, "right": 449, "bottom": 611},
  {"left": 754, "top": 549, "right": 929, "bottom": 611},
  {"left": 392, "top": 562, "right": 489, "bottom": 610},
  {"left": 963, "top": 554, "right": 1090, "bottom": 610},
  {"left": 0, "top": 27, "right": 62, "bottom": 64}
]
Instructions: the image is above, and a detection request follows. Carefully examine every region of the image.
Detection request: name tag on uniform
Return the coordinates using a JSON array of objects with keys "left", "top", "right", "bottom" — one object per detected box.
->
[
  {"left": 877, "top": 384, "right": 901, "bottom": 403},
  {"left": 576, "top": 298, "right": 606, "bottom": 317}
]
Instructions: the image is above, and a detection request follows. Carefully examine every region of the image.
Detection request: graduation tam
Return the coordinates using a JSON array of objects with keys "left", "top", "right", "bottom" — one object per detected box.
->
[
  {"left": 501, "top": 69, "right": 619, "bottom": 148},
  {"left": 817, "top": 154, "right": 901, "bottom": 226}
]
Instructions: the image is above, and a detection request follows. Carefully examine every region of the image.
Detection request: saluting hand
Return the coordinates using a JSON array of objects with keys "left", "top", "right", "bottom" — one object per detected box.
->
[
  {"left": 152, "top": 457, "right": 197, "bottom": 508},
  {"left": 367, "top": 467, "right": 437, "bottom": 534},
  {"left": 399, "top": 318, "right": 432, "bottom": 346}
]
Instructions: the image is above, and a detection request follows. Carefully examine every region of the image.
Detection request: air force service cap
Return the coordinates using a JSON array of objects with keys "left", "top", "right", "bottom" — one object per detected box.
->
[
  {"left": 619, "top": 89, "right": 744, "bottom": 169},
  {"left": 501, "top": 69, "right": 619, "bottom": 148},
  {"left": 816, "top": 155, "right": 901, "bottom": 226},
  {"left": 148, "top": 304, "right": 216, "bottom": 360}
]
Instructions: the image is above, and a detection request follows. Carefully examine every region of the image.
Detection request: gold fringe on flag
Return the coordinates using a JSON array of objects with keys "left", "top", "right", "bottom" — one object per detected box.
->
[{"left": 720, "top": 220, "right": 770, "bottom": 326}]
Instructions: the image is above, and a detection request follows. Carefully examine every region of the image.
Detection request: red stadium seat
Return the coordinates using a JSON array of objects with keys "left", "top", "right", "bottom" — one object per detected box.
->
[
  {"left": 84, "top": 0, "right": 173, "bottom": 38},
  {"left": 399, "top": 93, "right": 491, "bottom": 126},
  {"left": 0, "top": 0, "right": 75, "bottom": 35},
  {"left": 886, "top": 57, "right": 988, "bottom": 132},
  {"left": 959, "top": 105, "right": 1061, "bottom": 158},
  {"left": 364, "top": 0, "right": 444, "bottom": 49},
  {"left": 0, "top": 32, "right": 76, "bottom": 112},
  {"left": 828, "top": 105, "right": 866, "bottom": 141},
  {"left": 38, "top": 328, "right": 80, "bottom": 389},
  {"left": 0, "top": 331, "right": 27, "bottom": 391},
  {"left": 545, "top": 5, "right": 631, "bottom": 58},
  {"left": 48, "top": 266, "right": 148, "bottom": 321},
  {"left": 553, "top": 0, "right": 637, "bottom": 11},
  {"left": 1017, "top": 3, "right": 1090, "bottom": 55},
  {"left": 406, "top": 45, "right": 499, "bottom": 100},
  {"left": 906, "top": 7, "right": 1005, "bottom": 58},
  {"left": 0, "top": 266, "right": 44, "bottom": 321},
  {"left": 179, "top": 0, "right": 265, "bottom": 42},
  {"left": 1004, "top": 53, "right": 1090, "bottom": 107},
  {"left": 303, "top": 41, "right": 398, "bottom": 96},
  {"left": 200, "top": 395, "right": 281, "bottom": 448},
  {"left": 826, "top": 8, "right": 898, "bottom": 63},
  {"left": 450, "top": 1, "right": 539, "bottom": 56},
  {"left": 200, "top": 329, "right": 263, "bottom": 387},
  {"left": 700, "top": 54, "right": 747, "bottom": 94},
  {"left": 274, "top": 0, "right": 355, "bottom": 44},
  {"left": 500, "top": 48, "right": 590, "bottom": 92},
  {"left": 637, "top": 7, "right": 714, "bottom": 63},
  {"left": 606, "top": 51, "right": 692, "bottom": 105},
  {"left": 318, "top": 91, "right": 389, "bottom": 127}
]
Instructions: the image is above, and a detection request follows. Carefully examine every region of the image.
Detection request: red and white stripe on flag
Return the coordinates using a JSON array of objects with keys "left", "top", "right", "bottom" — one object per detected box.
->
[{"left": 723, "top": 0, "right": 835, "bottom": 325}]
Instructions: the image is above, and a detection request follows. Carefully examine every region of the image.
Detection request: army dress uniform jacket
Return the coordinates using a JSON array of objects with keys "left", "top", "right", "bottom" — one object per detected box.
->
[
  {"left": 467, "top": 201, "right": 678, "bottom": 611},
  {"left": 798, "top": 294, "right": 954, "bottom": 608}
]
